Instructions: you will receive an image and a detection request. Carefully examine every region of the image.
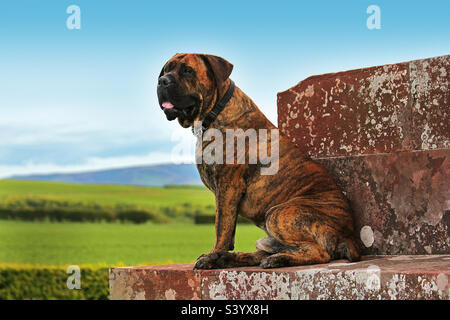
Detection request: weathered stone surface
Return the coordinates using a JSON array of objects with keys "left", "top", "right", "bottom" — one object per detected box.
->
[
  {"left": 315, "top": 149, "right": 449, "bottom": 255},
  {"left": 277, "top": 62, "right": 410, "bottom": 157},
  {"left": 109, "top": 264, "right": 202, "bottom": 300},
  {"left": 109, "top": 255, "right": 450, "bottom": 300},
  {"left": 277, "top": 55, "right": 449, "bottom": 157},
  {"left": 202, "top": 269, "right": 291, "bottom": 300},
  {"left": 410, "top": 56, "right": 449, "bottom": 150},
  {"left": 290, "top": 255, "right": 450, "bottom": 300},
  {"left": 277, "top": 55, "right": 449, "bottom": 255}
]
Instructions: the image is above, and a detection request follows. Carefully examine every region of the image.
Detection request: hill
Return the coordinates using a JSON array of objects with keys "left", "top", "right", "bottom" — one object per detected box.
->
[{"left": 7, "top": 163, "right": 202, "bottom": 187}]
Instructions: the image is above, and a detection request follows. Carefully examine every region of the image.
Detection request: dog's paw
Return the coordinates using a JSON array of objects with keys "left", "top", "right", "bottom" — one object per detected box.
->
[
  {"left": 196, "top": 253, "right": 208, "bottom": 261},
  {"left": 193, "top": 252, "right": 232, "bottom": 269},
  {"left": 260, "top": 254, "right": 289, "bottom": 269}
]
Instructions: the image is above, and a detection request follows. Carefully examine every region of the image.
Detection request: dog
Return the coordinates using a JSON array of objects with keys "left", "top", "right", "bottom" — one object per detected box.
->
[{"left": 157, "top": 53, "right": 360, "bottom": 269}]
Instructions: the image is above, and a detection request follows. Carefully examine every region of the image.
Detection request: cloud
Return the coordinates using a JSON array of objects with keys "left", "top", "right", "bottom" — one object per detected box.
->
[
  {"left": 0, "top": 101, "right": 200, "bottom": 178},
  {"left": 0, "top": 103, "right": 170, "bottom": 146},
  {"left": 0, "top": 123, "right": 197, "bottom": 178}
]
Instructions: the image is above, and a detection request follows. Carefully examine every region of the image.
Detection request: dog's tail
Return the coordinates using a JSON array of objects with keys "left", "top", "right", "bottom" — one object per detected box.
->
[{"left": 335, "top": 236, "right": 361, "bottom": 262}]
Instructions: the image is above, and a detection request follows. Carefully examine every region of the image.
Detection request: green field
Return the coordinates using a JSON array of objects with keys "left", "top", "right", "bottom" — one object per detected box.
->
[
  {"left": 0, "top": 220, "right": 265, "bottom": 265},
  {"left": 0, "top": 179, "right": 214, "bottom": 209},
  {"left": 0, "top": 180, "right": 265, "bottom": 265},
  {"left": 0, "top": 180, "right": 216, "bottom": 223},
  {"left": 0, "top": 180, "right": 266, "bottom": 299}
]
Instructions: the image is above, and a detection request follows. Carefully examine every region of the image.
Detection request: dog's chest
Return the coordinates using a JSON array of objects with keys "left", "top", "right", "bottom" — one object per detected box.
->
[
  {"left": 196, "top": 162, "right": 217, "bottom": 191},
  {"left": 194, "top": 136, "right": 222, "bottom": 191}
]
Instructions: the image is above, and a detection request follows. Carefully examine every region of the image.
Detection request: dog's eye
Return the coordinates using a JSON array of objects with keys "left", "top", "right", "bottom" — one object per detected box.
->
[
  {"left": 183, "top": 67, "right": 194, "bottom": 75},
  {"left": 164, "top": 61, "right": 175, "bottom": 73}
]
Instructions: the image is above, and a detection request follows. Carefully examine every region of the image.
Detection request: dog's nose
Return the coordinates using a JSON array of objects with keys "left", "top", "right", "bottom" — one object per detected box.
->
[{"left": 158, "top": 75, "right": 173, "bottom": 88}]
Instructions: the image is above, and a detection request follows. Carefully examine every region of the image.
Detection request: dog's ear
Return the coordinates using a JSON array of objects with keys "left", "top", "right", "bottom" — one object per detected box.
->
[{"left": 200, "top": 54, "right": 233, "bottom": 88}]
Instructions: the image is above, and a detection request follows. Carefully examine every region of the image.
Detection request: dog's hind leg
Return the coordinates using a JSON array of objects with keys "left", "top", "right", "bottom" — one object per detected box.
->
[
  {"left": 255, "top": 236, "right": 286, "bottom": 254},
  {"left": 260, "top": 195, "right": 356, "bottom": 268},
  {"left": 260, "top": 242, "right": 330, "bottom": 269},
  {"left": 335, "top": 237, "right": 361, "bottom": 262}
]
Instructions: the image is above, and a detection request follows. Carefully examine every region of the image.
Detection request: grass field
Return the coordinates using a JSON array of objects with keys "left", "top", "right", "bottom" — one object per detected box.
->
[
  {"left": 0, "top": 180, "right": 216, "bottom": 223},
  {"left": 0, "top": 180, "right": 266, "bottom": 299},
  {"left": 0, "top": 180, "right": 266, "bottom": 266},
  {"left": 0, "top": 180, "right": 215, "bottom": 209},
  {"left": 0, "top": 221, "right": 266, "bottom": 265}
]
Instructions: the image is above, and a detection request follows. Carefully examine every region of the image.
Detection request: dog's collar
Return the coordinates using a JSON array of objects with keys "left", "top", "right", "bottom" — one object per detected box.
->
[{"left": 192, "top": 80, "right": 235, "bottom": 136}]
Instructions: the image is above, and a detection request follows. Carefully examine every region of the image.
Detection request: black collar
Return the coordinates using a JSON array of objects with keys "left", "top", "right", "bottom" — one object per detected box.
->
[{"left": 192, "top": 80, "right": 235, "bottom": 136}]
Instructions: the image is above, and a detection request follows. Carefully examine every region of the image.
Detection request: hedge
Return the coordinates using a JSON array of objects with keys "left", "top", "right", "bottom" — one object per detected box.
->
[
  {"left": 194, "top": 214, "right": 251, "bottom": 224},
  {"left": 0, "top": 197, "right": 169, "bottom": 224},
  {"left": 0, "top": 264, "right": 109, "bottom": 300}
]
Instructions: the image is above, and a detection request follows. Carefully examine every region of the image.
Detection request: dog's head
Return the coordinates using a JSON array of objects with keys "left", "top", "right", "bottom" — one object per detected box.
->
[{"left": 157, "top": 53, "right": 233, "bottom": 128}]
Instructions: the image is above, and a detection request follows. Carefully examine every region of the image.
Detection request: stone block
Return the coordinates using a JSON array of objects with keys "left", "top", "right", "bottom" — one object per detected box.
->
[
  {"left": 277, "top": 55, "right": 449, "bottom": 157},
  {"left": 315, "top": 149, "right": 449, "bottom": 255},
  {"left": 277, "top": 55, "right": 449, "bottom": 255},
  {"left": 109, "top": 255, "right": 450, "bottom": 300}
]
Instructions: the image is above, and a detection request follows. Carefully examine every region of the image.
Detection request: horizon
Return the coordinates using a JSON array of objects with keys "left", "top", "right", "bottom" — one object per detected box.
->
[
  {"left": 3, "top": 161, "right": 195, "bottom": 179},
  {"left": 1, "top": 0, "right": 449, "bottom": 178}
]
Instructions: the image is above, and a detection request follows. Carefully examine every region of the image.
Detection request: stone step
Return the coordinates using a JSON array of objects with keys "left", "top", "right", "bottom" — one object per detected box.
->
[
  {"left": 315, "top": 149, "right": 448, "bottom": 256},
  {"left": 276, "top": 55, "right": 449, "bottom": 255},
  {"left": 277, "top": 55, "right": 449, "bottom": 158},
  {"left": 109, "top": 255, "right": 450, "bottom": 300}
]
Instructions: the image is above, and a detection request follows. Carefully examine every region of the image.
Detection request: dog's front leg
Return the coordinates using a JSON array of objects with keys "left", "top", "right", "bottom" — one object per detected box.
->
[
  {"left": 194, "top": 173, "right": 245, "bottom": 269},
  {"left": 211, "top": 186, "right": 241, "bottom": 252}
]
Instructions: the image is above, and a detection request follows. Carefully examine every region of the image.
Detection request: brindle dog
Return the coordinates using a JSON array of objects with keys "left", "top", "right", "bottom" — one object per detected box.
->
[{"left": 157, "top": 53, "right": 360, "bottom": 269}]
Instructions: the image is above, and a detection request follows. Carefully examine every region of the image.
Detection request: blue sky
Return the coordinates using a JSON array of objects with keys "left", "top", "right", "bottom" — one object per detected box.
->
[{"left": 0, "top": 0, "right": 449, "bottom": 177}]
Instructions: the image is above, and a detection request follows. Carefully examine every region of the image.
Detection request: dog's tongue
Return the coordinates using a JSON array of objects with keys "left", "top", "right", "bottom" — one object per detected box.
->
[{"left": 162, "top": 101, "right": 174, "bottom": 109}]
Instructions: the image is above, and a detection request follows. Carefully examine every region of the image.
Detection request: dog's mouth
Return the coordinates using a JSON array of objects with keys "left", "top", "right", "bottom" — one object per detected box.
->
[
  {"left": 161, "top": 101, "right": 175, "bottom": 110},
  {"left": 159, "top": 96, "right": 200, "bottom": 123},
  {"left": 161, "top": 101, "right": 178, "bottom": 121}
]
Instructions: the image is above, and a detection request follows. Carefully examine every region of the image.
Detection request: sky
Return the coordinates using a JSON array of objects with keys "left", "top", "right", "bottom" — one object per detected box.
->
[{"left": 0, "top": 0, "right": 449, "bottom": 178}]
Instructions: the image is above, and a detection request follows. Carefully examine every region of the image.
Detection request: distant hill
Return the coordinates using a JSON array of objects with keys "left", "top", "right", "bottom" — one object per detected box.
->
[{"left": 7, "top": 163, "right": 203, "bottom": 187}]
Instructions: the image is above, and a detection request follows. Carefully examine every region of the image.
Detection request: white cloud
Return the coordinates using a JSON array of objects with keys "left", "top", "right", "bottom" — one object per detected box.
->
[
  {"left": 0, "top": 105, "right": 199, "bottom": 178},
  {"left": 0, "top": 103, "right": 171, "bottom": 146}
]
